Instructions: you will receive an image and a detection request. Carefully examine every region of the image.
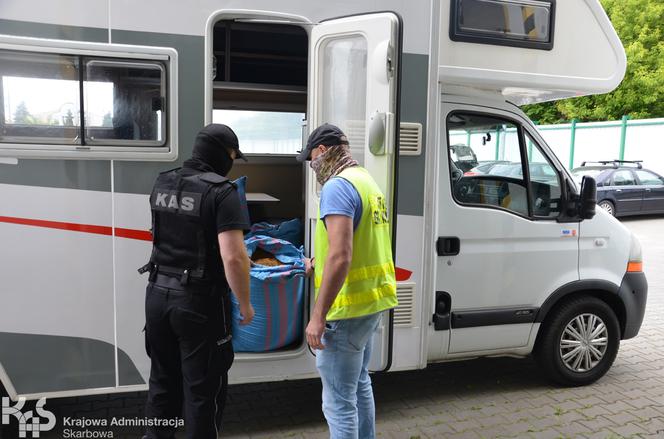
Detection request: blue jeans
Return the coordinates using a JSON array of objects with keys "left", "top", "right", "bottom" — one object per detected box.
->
[{"left": 315, "top": 312, "right": 382, "bottom": 439}]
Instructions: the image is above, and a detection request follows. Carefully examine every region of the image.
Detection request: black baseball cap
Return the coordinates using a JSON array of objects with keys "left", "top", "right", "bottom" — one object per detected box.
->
[
  {"left": 296, "top": 123, "right": 349, "bottom": 162},
  {"left": 197, "top": 123, "right": 247, "bottom": 161}
]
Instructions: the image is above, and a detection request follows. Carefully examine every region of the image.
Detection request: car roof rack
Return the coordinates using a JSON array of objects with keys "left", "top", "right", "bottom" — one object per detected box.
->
[{"left": 580, "top": 160, "right": 643, "bottom": 169}]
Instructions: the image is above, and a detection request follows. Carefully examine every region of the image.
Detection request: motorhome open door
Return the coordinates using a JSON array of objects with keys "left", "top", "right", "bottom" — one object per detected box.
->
[{"left": 307, "top": 12, "right": 401, "bottom": 371}]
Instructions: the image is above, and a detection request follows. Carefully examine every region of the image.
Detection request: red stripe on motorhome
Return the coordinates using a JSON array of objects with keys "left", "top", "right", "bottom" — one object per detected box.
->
[
  {"left": 115, "top": 227, "right": 153, "bottom": 241},
  {"left": 0, "top": 215, "right": 413, "bottom": 279},
  {"left": 0, "top": 215, "right": 153, "bottom": 241}
]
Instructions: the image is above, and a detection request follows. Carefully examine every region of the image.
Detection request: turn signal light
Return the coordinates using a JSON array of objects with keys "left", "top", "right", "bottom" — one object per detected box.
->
[{"left": 627, "top": 261, "right": 643, "bottom": 272}]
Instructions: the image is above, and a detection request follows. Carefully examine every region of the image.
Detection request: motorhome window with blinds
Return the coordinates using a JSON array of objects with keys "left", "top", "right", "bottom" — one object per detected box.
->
[
  {"left": 0, "top": 48, "right": 168, "bottom": 151},
  {"left": 450, "top": 0, "right": 555, "bottom": 50}
]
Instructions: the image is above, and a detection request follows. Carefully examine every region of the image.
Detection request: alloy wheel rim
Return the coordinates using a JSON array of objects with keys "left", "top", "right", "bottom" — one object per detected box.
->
[
  {"left": 559, "top": 313, "right": 608, "bottom": 373},
  {"left": 600, "top": 202, "right": 613, "bottom": 215}
]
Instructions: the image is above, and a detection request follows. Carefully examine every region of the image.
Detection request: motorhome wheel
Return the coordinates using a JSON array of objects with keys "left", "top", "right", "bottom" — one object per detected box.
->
[{"left": 535, "top": 295, "right": 620, "bottom": 386}]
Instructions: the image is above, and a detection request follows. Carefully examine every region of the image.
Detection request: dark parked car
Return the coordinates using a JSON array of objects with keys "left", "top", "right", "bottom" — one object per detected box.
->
[
  {"left": 487, "top": 161, "right": 559, "bottom": 185},
  {"left": 571, "top": 160, "right": 664, "bottom": 217}
]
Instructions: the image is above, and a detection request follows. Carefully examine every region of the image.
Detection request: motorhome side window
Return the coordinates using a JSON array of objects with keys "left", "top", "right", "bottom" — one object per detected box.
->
[
  {"left": 448, "top": 113, "right": 529, "bottom": 217},
  {"left": 84, "top": 60, "right": 165, "bottom": 145},
  {"left": 0, "top": 50, "right": 81, "bottom": 144},
  {"left": 450, "top": 0, "right": 555, "bottom": 50},
  {"left": 0, "top": 48, "right": 167, "bottom": 150},
  {"left": 524, "top": 132, "right": 562, "bottom": 218},
  {"left": 212, "top": 110, "right": 304, "bottom": 155},
  {"left": 448, "top": 112, "right": 562, "bottom": 219},
  {"left": 210, "top": 21, "right": 307, "bottom": 156}
]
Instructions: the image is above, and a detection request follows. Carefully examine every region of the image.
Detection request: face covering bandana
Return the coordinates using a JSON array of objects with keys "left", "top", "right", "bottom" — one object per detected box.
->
[
  {"left": 185, "top": 133, "right": 235, "bottom": 176},
  {"left": 310, "top": 144, "right": 359, "bottom": 186}
]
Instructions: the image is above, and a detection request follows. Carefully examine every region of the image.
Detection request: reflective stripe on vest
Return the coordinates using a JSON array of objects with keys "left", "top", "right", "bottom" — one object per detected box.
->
[{"left": 314, "top": 166, "right": 398, "bottom": 320}]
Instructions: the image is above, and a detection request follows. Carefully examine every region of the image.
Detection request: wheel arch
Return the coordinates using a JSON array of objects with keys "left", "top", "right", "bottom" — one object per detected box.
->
[{"left": 534, "top": 280, "right": 627, "bottom": 342}]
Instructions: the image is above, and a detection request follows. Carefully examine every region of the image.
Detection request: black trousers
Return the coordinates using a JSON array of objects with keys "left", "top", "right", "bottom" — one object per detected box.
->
[{"left": 144, "top": 279, "right": 234, "bottom": 439}]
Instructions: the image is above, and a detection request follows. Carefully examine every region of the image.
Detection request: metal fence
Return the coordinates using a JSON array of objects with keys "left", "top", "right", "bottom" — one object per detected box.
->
[{"left": 536, "top": 117, "right": 664, "bottom": 175}]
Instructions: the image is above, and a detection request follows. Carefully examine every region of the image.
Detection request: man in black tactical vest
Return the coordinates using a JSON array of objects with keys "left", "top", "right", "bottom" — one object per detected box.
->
[{"left": 141, "top": 124, "right": 254, "bottom": 439}]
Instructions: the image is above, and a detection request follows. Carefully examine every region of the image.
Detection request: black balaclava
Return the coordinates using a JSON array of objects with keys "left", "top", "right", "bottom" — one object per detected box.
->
[{"left": 183, "top": 124, "right": 239, "bottom": 176}]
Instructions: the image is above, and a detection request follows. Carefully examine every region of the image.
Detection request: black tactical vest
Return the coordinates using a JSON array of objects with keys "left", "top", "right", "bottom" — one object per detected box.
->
[{"left": 147, "top": 168, "right": 230, "bottom": 286}]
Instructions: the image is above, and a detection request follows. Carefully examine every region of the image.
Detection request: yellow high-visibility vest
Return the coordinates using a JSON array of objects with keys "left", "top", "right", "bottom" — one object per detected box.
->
[{"left": 314, "top": 166, "right": 398, "bottom": 320}]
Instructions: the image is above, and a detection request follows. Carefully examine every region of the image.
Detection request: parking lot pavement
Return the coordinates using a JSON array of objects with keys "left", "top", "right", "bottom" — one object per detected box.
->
[{"left": 220, "top": 216, "right": 664, "bottom": 439}]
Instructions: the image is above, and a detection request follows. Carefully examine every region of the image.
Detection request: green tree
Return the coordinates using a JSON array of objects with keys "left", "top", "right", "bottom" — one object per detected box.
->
[
  {"left": 102, "top": 112, "right": 113, "bottom": 127},
  {"left": 63, "top": 109, "right": 74, "bottom": 126},
  {"left": 13, "top": 101, "right": 31, "bottom": 124},
  {"left": 523, "top": 0, "right": 664, "bottom": 123},
  {"left": 48, "top": 114, "right": 61, "bottom": 126}
]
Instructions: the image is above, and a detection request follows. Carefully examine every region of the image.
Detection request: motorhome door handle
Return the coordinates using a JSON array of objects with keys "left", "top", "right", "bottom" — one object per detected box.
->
[{"left": 437, "top": 237, "right": 460, "bottom": 256}]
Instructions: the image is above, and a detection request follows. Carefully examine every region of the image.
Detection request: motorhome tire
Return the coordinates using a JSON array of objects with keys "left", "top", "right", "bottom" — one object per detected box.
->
[{"left": 535, "top": 295, "right": 620, "bottom": 386}]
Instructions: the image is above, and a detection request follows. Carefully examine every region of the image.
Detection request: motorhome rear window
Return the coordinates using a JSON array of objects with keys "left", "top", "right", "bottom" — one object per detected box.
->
[
  {"left": 212, "top": 109, "right": 304, "bottom": 155},
  {"left": 0, "top": 36, "right": 177, "bottom": 160},
  {"left": 450, "top": 0, "right": 555, "bottom": 50}
]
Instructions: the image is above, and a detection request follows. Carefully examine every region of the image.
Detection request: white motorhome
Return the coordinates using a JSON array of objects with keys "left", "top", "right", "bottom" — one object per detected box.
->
[{"left": 0, "top": 0, "right": 647, "bottom": 401}]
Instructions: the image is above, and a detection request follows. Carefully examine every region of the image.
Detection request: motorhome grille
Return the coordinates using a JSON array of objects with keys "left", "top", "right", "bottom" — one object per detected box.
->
[
  {"left": 394, "top": 282, "right": 416, "bottom": 326},
  {"left": 399, "top": 122, "right": 422, "bottom": 156}
]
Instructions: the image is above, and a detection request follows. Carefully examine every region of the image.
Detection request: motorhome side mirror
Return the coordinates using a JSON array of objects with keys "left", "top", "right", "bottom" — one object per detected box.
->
[{"left": 579, "top": 176, "right": 597, "bottom": 220}]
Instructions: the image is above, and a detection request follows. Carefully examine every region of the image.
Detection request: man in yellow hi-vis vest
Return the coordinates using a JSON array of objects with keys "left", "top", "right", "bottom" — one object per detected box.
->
[{"left": 297, "top": 123, "right": 398, "bottom": 439}]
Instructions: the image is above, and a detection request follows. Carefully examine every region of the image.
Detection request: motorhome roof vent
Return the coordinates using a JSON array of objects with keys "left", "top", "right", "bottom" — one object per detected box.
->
[
  {"left": 394, "top": 282, "right": 416, "bottom": 327},
  {"left": 399, "top": 122, "right": 422, "bottom": 156}
]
